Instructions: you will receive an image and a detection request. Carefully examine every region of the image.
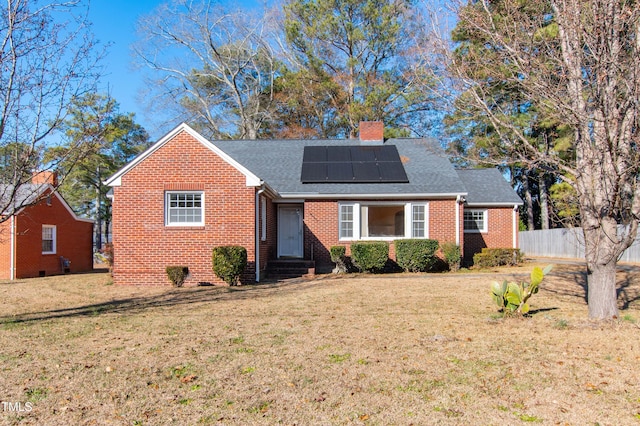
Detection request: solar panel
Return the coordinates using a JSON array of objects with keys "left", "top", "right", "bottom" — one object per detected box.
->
[
  {"left": 374, "top": 145, "right": 400, "bottom": 161},
  {"left": 379, "top": 161, "right": 408, "bottom": 181},
  {"left": 350, "top": 146, "right": 377, "bottom": 162},
  {"left": 301, "top": 145, "right": 409, "bottom": 183},
  {"left": 327, "top": 146, "right": 351, "bottom": 162},
  {"left": 352, "top": 161, "right": 382, "bottom": 182},
  {"left": 303, "top": 146, "right": 327, "bottom": 162},
  {"left": 300, "top": 162, "right": 327, "bottom": 182},
  {"left": 328, "top": 162, "right": 354, "bottom": 181}
]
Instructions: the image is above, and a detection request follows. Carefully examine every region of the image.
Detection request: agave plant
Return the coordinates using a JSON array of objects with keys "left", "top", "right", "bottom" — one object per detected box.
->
[{"left": 491, "top": 265, "right": 553, "bottom": 316}]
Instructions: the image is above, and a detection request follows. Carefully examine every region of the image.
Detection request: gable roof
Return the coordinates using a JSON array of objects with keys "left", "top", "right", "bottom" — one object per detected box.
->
[
  {"left": 106, "top": 123, "right": 522, "bottom": 204},
  {"left": 0, "top": 183, "right": 94, "bottom": 222},
  {"left": 104, "top": 123, "right": 262, "bottom": 188},
  {"left": 211, "top": 137, "right": 467, "bottom": 199},
  {"left": 456, "top": 169, "right": 523, "bottom": 206}
]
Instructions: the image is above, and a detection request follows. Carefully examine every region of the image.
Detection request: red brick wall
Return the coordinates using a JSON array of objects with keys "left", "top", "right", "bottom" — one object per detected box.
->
[
  {"left": 463, "top": 206, "right": 517, "bottom": 262},
  {"left": 0, "top": 221, "right": 12, "bottom": 279},
  {"left": 111, "top": 130, "right": 257, "bottom": 286},
  {"left": 428, "top": 199, "right": 461, "bottom": 249},
  {"left": 302, "top": 199, "right": 461, "bottom": 272},
  {"left": 303, "top": 200, "right": 336, "bottom": 271},
  {"left": 359, "top": 121, "right": 384, "bottom": 141},
  {"left": 0, "top": 191, "right": 94, "bottom": 279},
  {"left": 258, "top": 195, "right": 277, "bottom": 280}
]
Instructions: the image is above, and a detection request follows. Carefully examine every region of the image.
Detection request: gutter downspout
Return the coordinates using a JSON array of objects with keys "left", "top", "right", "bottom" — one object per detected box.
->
[
  {"left": 512, "top": 204, "right": 519, "bottom": 249},
  {"left": 255, "top": 184, "right": 266, "bottom": 282},
  {"left": 10, "top": 215, "right": 15, "bottom": 281},
  {"left": 455, "top": 195, "right": 464, "bottom": 245}
]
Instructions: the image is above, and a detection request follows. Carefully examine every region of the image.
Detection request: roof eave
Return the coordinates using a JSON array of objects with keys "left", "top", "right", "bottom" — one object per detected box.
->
[
  {"left": 465, "top": 201, "right": 523, "bottom": 207},
  {"left": 277, "top": 192, "right": 468, "bottom": 200}
]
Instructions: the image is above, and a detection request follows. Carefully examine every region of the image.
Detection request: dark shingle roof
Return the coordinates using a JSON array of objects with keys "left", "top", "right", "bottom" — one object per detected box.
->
[
  {"left": 456, "top": 169, "right": 522, "bottom": 205},
  {"left": 0, "top": 184, "right": 46, "bottom": 215},
  {"left": 106, "top": 123, "right": 522, "bottom": 205},
  {"left": 211, "top": 138, "right": 468, "bottom": 198}
]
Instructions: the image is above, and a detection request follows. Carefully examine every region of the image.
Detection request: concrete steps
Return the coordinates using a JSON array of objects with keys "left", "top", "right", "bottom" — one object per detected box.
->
[{"left": 265, "top": 259, "right": 315, "bottom": 280}]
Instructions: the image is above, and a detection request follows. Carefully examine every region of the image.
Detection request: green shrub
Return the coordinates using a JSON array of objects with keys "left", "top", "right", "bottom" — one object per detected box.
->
[
  {"left": 394, "top": 239, "right": 439, "bottom": 272},
  {"left": 441, "top": 242, "right": 461, "bottom": 272},
  {"left": 330, "top": 245, "right": 348, "bottom": 273},
  {"left": 330, "top": 245, "right": 346, "bottom": 262},
  {"left": 350, "top": 242, "right": 389, "bottom": 273},
  {"left": 491, "top": 265, "right": 552, "bottom": 316},
  {"left": 473, "top": 248, "right": 523, "bottom": 268},
  {"left": 166, "top": 266, "right": 189, "bottom": 287},
  {"left": 212, "top": 246, "right": 247, "bottom": 285}
]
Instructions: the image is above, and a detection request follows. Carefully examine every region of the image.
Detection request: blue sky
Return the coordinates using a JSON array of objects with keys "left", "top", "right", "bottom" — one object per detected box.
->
[
  {"left": 87, "top": 0, "right": 452, "bottom": 139},
  {"left": 88, "top": 0, "right": 165, "bottom": 136},
  {"left": 88, "top": 0, "right": 270, "bottom": 138}
]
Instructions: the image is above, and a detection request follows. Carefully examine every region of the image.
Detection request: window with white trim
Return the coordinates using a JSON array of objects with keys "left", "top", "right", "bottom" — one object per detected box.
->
[
  {"left": 339, "top": 204, "right": 355, "bottom": 239},
  {"left": 42, "top": 225, "right": 56, "bottom": 254},
  {"left": 165, "top": 191, "right": 204, "bottom": 226},
  {"left": 412, "top": 204, "right": 426, "bottom": 237},
  {"left": 464, "top": 209, "right": 487, "bottom": 233},
  {"left": 339, "top": 202, "right": 428, "bottom": 240}
]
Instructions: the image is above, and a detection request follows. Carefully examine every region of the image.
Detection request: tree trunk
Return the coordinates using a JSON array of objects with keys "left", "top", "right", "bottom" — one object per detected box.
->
[
  {"left": 538, "top": 172, "right": 549, "bottom": 230},
  {"left": 522, "top": 173, "right": 535, "bottom": 230},
  {"left": 582, "top": 219, "right": 621, "bottom": 319},
  {"left": 586, "top": 260, "right": 618, "bottom": 319}
]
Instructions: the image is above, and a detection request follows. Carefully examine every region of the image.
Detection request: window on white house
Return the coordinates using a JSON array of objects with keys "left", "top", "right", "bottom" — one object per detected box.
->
[
  {"left": 166, "top": 192, "right": 204, "bottom": 226},
  {"left": 339, "top": 202, "right": 428, "bottom": 240},
  {"left": 42, "top": 225, "right": 56, "bottom": 254},
  {"left": 464, "top": 209, "right": 487, "bottom": 232}
]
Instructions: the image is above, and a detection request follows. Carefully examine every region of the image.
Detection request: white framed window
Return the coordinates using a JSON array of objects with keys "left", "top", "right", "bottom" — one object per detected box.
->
[
  {"left": 412, "top": 204, "right": 427, "bottom": 237},
  {"left": 464, "top": 209, "right": 488, "bottom": 233},
  {"left": 42, "top": 225, "right": 56, "bottom": 254},
  {"left": 339, "top": 203, "right": 356, "bottom": 239},
  {"left": 339, "top": 202, "right": 428, "bottom": 241},
  {"left": 165, "top": 191, "right": 204, "bottom": 226}
]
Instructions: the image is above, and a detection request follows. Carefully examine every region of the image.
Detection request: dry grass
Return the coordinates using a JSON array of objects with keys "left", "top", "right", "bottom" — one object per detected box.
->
[{"left": 1, "top": 261, "right": 640, "bottom": 425}]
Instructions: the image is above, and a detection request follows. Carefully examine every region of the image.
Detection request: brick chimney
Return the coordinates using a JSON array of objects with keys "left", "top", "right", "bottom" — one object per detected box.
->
[
  {"left": 31, "top": 171, "right": 58, "bottom": 186},
  {"left": 359, "top": 121, "right": 384, "bottom": 145}
]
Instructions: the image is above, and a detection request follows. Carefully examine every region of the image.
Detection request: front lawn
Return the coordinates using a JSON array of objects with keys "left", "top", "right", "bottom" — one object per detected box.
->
[{"left": 1, "top": 263, "right": 639, "bottom": 425}]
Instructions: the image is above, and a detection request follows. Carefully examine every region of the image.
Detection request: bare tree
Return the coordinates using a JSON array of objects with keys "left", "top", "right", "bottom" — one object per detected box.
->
[
  {"left": 0, "top": 0, "right": 102, "bottom": 219},
  {"left": 133, "top": 1, "right": 279, "bottom": 140},
  {"left": 437, "top": 0, "right": 640, "bottom": 319}
]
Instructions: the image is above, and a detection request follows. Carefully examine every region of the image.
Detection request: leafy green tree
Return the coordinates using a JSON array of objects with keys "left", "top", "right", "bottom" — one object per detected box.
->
[
  {"left": 48, "top": 94, "right": 150, "bottom": 249},
  {"left": 283, "top": 0, "right": 435, "bottom": 137},
  {"left": 269, "top": 65, "right": 346, "bottom": 139}
]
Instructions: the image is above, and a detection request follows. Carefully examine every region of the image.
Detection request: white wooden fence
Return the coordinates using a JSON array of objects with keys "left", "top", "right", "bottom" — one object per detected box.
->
[{"left": 519, "top": 228, "right": 640, "bottom": 263}]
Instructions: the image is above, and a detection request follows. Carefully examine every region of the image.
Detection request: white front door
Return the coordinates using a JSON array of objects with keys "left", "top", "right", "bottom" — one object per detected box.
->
[{"left": 278, "top": 205, "right": 303, "bottom": 258}]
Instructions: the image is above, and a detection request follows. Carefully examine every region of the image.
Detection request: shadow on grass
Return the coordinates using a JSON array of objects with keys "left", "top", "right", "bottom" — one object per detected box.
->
[
  {"left": 0, "top": 277, "right": 327, "bottom": 325},
  {"left": 528, "top": 307, "right": 559, "bottom": 315},
  {"left": 542, "top": 264, "right": 640, "bottom": 309}
]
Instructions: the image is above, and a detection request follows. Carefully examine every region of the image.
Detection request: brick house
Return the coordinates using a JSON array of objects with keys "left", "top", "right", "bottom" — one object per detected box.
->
[
  {"left": 105, "top": 122, "right": 522, "bottom": 286},
  {"left": 0, "top": 172, "right": 94, "bottom": 279}
]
